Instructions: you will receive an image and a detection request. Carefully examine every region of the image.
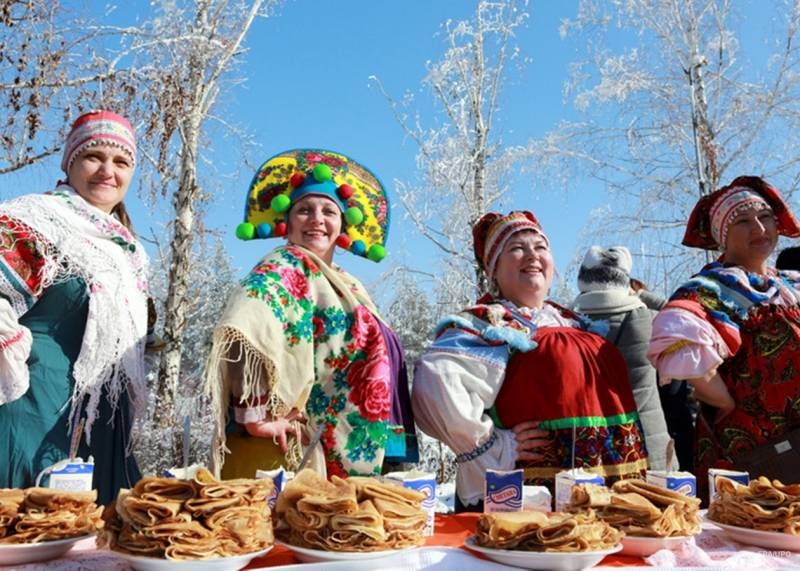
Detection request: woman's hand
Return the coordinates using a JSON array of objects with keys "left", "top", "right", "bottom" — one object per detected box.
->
[
  {"left": 687, "top": 371, "right": 735, "bottom": 422},
  {"left": 512, "top": 420, "right": 551, "bottom": 462},
  {"left": 244, "top": 408, "right": 307, "bottom": 452}
]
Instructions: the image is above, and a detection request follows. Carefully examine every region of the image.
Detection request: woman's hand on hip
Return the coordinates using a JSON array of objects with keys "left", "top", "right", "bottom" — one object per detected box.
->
[{"left": 512, "top": 420, "right": 551, "bottom": 462}]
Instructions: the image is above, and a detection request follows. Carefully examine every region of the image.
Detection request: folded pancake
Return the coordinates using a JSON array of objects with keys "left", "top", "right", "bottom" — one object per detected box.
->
[
  {"left": 569, "top": 483, "right": 612, "bottom": 509},
  {"left": 23, "top": 488, "right": 97, "bottom": 513},
  {"left": 709, "top": 475, "right": 800, "bottom": 533},
  {"left": 193, "top": 467, "right": 272, "bottom": 504},
  {"left": 206, "top": 504, "right": 272, "bottom": 552},
  {"left": 164, "top": 541, "right": 221, "bottom": 560},
  {"left": 296, "top": 491, "right": 358, "bottom": 515},
  {"left": 749, "top": 476, "right": 789, "bottom": 507},
  {"left": 184, "top": 495, "right": 243, "bottom": 517},
  {"left": 348, "top": 477, "right": 426, "bottom": 506},
  {"left": 119, "top": 492, "right": 184, "bottom": 527},
  {"left": 284, "top": 506, "right": 329, "bottom": 531},
  {"left": 139, "top": 518, "right": 212, "bottom": 542},
  {"left": 476, "top": 510, "right": 621, "bottom": 551},
  {"left": 278, "top": 471, "right": 356, "bottom": 516},
  {"left": 116, "top": 522, "right": 167, "bottom": 556},
  {"left": 330, "top": 500, "right": 386, "bottom": 542},
  {"left": 612, "top": 479, "right": 701, "bottom": 508},
  {"left": 133, "top": 477, "right": 196, "bottom": 502}
]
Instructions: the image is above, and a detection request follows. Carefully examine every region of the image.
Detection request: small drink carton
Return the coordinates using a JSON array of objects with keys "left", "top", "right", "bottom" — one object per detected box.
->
[
  {"left": 555, "top": 469, "right": 604, "bottom": 512},
  {"left": 522, "top": 485, "right": 552, "bottom": 512},
  {"left": 384, "top": 470, "right": 437, "bottom": 536},
  {"left": 43, "top": 457, "right": 94, "bottom": 492},
  {"left": 484, "top": 469, "right": 523, "bottom": 512},
  {"left": 256, "top": 467, "right": 295, "bottom": 510},
  {"left": 646, "top": 470, "right": 697, "bottom": 497},
  {"left": 708, "top": 468, "right": 749, "bottom": 500}
]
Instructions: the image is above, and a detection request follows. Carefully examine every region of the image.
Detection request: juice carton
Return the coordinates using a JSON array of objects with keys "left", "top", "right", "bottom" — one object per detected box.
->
[
  {"left": 523, "top": 485, "right": 552, "bottom": 512},
  {"left": 646, "top": 470, "right": 697, "bottom": 497},
  {"left": 708, "top": 468, "right": 749, "bottom": 500},
  {"left": 256, "top": 467, "right": 295, "bottom": 510},
  {"left": 555, "top": 469, "right": 604, "bottom": 512},
  {"left": 43, "top": 458, "right": 94, "bottom": 492},
  {"left": 384, "top": 470, "right": 437, "bottom": 536},
  {"left": 484, "top": 469, "right": 523, "bottom": 512}
]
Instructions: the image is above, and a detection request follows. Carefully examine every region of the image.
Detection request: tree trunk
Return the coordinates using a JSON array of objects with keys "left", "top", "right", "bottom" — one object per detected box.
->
[{"left": 154, "top": 113, "right": 202, "bottom": 462}]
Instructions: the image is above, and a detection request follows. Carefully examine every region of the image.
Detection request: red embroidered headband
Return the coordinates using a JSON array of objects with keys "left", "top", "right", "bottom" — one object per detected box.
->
[
  {"left": 683, "top": 176, "right": 800, "bottom": 250},
  {"left": 61, "top": 110, "right": 136, "bottom": 173},
  {"left": 473, "top": 210, "right": 548, "bottom": 278}
]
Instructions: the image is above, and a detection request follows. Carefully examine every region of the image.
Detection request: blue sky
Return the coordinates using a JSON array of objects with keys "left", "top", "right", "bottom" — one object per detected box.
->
[
  {"left": 3, "top": 0, "right": 782, "bottom": 300},
  {"left": 207, "top": 0, "right": 592, "bottom": 292}
]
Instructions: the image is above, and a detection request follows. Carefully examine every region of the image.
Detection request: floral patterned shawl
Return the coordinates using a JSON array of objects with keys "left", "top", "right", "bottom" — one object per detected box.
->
[{"left": 207, "top": 245, "right": 392, "bottom": 479}]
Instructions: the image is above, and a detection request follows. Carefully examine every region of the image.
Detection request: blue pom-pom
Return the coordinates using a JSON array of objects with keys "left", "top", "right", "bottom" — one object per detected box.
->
[
  {"left": 256, "top": 223, "right": 272, "bottom": 238},
  {"left": 351, "top": 239, "right": 366, "bottom": 256}
]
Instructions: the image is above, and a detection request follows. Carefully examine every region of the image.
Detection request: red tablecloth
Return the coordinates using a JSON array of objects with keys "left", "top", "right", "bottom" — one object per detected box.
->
[{"left": 244, "top": 512, "right": 646, "bottom": 568}]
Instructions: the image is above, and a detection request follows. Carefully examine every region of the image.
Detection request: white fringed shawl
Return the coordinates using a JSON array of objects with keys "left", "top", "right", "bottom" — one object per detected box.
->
[{"left": 0, "top": 187, "right": 149, "bottom": 443}]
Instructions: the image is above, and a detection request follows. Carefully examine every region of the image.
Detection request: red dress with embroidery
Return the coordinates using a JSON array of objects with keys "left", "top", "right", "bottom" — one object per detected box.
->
[
  {"left": 492, "top": 326, "right": 649, "bottom": 492},
  {"left": 695, "top": 302, "right": 800, "bottom": 497}
]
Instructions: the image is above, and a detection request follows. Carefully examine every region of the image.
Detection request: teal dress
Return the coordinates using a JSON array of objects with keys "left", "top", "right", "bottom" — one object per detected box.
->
[{"left": 0, "top": 278, "right": 141, "bottom": 505}]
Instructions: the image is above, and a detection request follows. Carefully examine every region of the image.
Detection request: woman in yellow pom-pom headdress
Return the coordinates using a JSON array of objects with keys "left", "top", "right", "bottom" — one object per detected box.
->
[{"left": 206, "top": 149, "right": 417, "bottom": 480}]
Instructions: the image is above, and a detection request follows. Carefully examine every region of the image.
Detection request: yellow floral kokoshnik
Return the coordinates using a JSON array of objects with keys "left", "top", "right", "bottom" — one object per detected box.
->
[{"left": 238, "top": 149, "right": 390, "bottom": 263}]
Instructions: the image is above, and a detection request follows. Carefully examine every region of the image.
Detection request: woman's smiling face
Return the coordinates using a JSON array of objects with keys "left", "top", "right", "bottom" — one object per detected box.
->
[
  {"left": 67, "top": 144, "right": 134, "bottom": 213},
  {"left": 493, "top": 230, "right": 554, "bottom": 308},
  {"left": 286, "top": 195, "right": 343, "bottom": 263}
]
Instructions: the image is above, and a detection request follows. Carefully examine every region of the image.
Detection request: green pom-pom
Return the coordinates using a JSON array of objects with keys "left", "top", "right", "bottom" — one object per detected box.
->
[
  {"left": 367, "top": 244, "right": 386, "bottom": 262},
  {"left": 345, "top": 206, "right": 364, "bottom": 226},
  {"left": 236, "top": 222, "right": 255, "bottom": 240},
  {"left": 271, "top": 194, "right": 291, "bottom": 213},
  {"left": 312, "top": 163, "right": 332, "bottom": 182}
]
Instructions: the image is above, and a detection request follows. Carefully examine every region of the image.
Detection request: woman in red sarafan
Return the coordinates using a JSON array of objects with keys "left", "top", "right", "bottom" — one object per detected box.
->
[
  {"left": 648, "top": 175, "right": 800, "bottom": 503},
  {"left": 413, "top": 210, "right": 648, "bottom": 512}
]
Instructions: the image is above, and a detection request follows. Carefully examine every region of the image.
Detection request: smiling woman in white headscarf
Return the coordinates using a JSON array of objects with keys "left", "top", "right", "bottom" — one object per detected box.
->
[{"left": 0, "top": 110, "right": 149, "bottom": 504}]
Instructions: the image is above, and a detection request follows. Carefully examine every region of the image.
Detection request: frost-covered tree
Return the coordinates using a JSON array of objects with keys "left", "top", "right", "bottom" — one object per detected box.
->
[
  {"left": 372, "top": 0, "right": 533, "bottom": 311},
  {"left": 116, "top": 0, "right": 281, "bottom": 462},
  {"left": 136, "top": 235, "right": 237, "bottom": 474},
  {"left": 0, "top": 0, "right": 134, "bottom": 176},
  {"left": 383, "top": 271, "right": 438, "bottom": 366},
  {"left": 537, "top": 0, "right": 800, "bottom": 293}
]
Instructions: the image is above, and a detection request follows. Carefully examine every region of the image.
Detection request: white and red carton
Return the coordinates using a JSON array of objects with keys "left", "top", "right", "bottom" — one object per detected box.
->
[
  {"left": 484, "top": 469, "right": 523, "bottom": 512},
  {"left": 646, "top": 470, "right": 697, "bottom": 497},
  {"left": 384, "top": 470, "right": 437, "bottom": 536},
  {"left": 555, "top": 469, "right": 604, "bottom": 512}
]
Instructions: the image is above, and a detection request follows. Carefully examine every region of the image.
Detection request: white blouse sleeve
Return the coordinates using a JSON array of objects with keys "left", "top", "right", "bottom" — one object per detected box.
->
[
  {"left": 412, "top": 349, "right": 517, "bottom": 507},
  {"left": 0, "top": 297, "right": 32, "bottom": 405}
]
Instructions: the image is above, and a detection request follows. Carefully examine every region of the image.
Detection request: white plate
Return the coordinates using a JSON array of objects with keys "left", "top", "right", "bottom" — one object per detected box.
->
[
  {"left": 619, "top": 534, "right": 692, "bottom": 557},
  {"left": 114, "top": 546, "right": 272, "bottom": 570},
  {"left": 463, "top": 536, "right": 622, "bottom": 570},
  {"left": 0, "top": 535, "right": 91, "bottom": 566},
  {"left": 711, "top": 520, "right": 800, "bottom": 552},
  {"left": 278, "top": 541, "right": 416, "bottom": 563}
]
